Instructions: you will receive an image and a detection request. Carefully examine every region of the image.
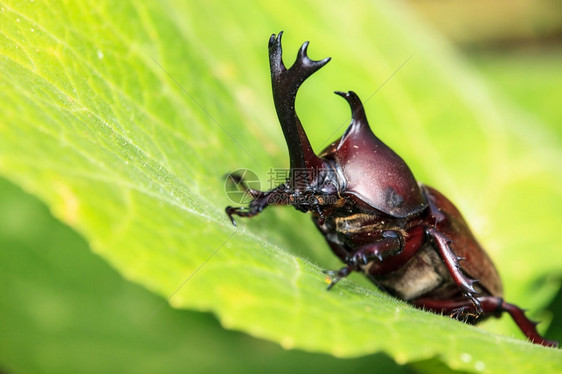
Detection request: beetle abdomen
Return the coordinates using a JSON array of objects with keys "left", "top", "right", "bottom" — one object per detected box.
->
[{"left": 372, "top": 244, "right": 451, "bottom": 300}]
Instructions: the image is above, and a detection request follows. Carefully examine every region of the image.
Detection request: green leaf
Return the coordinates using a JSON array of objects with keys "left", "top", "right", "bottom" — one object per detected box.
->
[
  {"left": 471, "top": 50, "right": 562, "bottom": 138},
  {"left": 0, "top": 1, "right": 560, "bottom": 373},
  {"left": 0, "top": 176, "right": 410, "bottom": 374}
]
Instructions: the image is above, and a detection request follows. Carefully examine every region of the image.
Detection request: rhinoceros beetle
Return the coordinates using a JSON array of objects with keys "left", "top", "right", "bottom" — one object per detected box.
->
[{"left": 225, "top": 32, "right": 558, "bottom": 347}]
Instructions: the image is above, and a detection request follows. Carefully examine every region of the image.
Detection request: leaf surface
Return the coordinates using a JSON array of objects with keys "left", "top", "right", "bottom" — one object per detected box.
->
[{"left": 0, "top": 1, "right": 560, "bottom": 373}]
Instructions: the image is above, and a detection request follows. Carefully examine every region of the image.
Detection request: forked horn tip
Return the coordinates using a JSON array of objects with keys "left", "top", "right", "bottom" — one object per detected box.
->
[
  {"left": 298, "top": 40, "right": 313, "bottom": 58},
  {"left": 320, "top": 56, "right": 332, "bottom": 65},
  {"left": 269, "top": 31, "right": 284, "bottom": 49},
  {"left": 295, "top": 40, "right": 330, "bottom": 69}
]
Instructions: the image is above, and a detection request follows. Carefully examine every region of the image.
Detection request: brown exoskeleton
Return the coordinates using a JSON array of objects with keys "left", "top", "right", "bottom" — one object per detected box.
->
[{"left": 226, "top": 32, "right": 557, "bottom": 347}]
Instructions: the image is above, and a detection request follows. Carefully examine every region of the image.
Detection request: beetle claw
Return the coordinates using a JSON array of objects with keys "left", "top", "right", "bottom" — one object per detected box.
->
[
  {"left": 225, "top": 207, "right": 238, "bottom": 226},
  {"left": 326, "top": 279, "right": 339, "bottom": 291},
  {"left": 323, "top": 270, "right": 341, "bottom": 291},
  {"left": 450, "top": 306, "right": 469, "bottom": 320},
  {"left": 464, "top": 293, "right": 483, "bottom": 315},
  {"left": 323, "top": 266, "right": 352, "bottom": 290}
]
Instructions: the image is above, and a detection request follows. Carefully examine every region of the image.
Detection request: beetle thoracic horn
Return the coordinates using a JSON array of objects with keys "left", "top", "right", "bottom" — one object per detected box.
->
[
  {"left": 334, "top": 91, "right": 369, "bottom": 132},
  {"left": 268, "top": 31, "right": 330, "bottom": 188}
]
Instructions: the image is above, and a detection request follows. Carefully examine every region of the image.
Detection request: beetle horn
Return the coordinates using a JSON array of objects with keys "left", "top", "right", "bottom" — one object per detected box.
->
[
  {"left": 334, "top": 91, "right": 371, "bottom": 135},
  {"left": 269, "top": 32, "right": 330, "bottom": 187}
]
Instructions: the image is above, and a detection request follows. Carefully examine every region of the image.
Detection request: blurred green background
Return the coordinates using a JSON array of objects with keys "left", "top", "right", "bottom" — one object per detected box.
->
[{"left": 1, "top": 0, "right": 561, "bottom": 373}]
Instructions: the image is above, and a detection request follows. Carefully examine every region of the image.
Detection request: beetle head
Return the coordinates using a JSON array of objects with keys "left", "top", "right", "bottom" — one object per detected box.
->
[{"left": 270, "top": 33, "right": 426, "bottom": 217}]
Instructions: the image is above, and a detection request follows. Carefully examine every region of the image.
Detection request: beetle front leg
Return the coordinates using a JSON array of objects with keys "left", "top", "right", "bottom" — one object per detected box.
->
[
  {"left": 225, "top": 173, "right": 269, "bottom": 200},
  {"left": 226, "top": 187, "right": 294, "bottom": 226},
  {"left": 225, "top": 195, "right": 270, "bottom": 226},
  {"left": 324, "top": 232, "right": 402, "bottom": 290},
  {"left": 426, "top": 227, "right": 483, "bottom": 314}
]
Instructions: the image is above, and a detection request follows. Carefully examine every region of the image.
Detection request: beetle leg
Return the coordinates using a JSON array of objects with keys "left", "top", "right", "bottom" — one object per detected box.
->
[
  {"left": 323, "top": 266, "right": 352, "bottom": 291},
  {"left": 324, "top": 233, "right": 402, "bottom": 290},
  {"left": 413, "top": 296, "right": 558, "bottom": 347},
  {"left": 348, "top": 232, "right": 403, "bottom": 264},
  {"left": 225, "top": 173, "right": 268, "bottom": 199},
  {"left": 499, "top": 300, "right": 558, "bottom": 347},
  {"left": 226, "top": 187, "right": 294, "bottom": 226},
  {"left": 225, "top": 197, "right": 269, "bottom": 226},
  {"left": 313, "top": 202, "right": 326, "bottom": 225},
  {"left": 426, "top": 227, "right": 483, "bottom": 314},
  {"left": 448, "top": 305, "right": 474, "bottom": 321}
]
